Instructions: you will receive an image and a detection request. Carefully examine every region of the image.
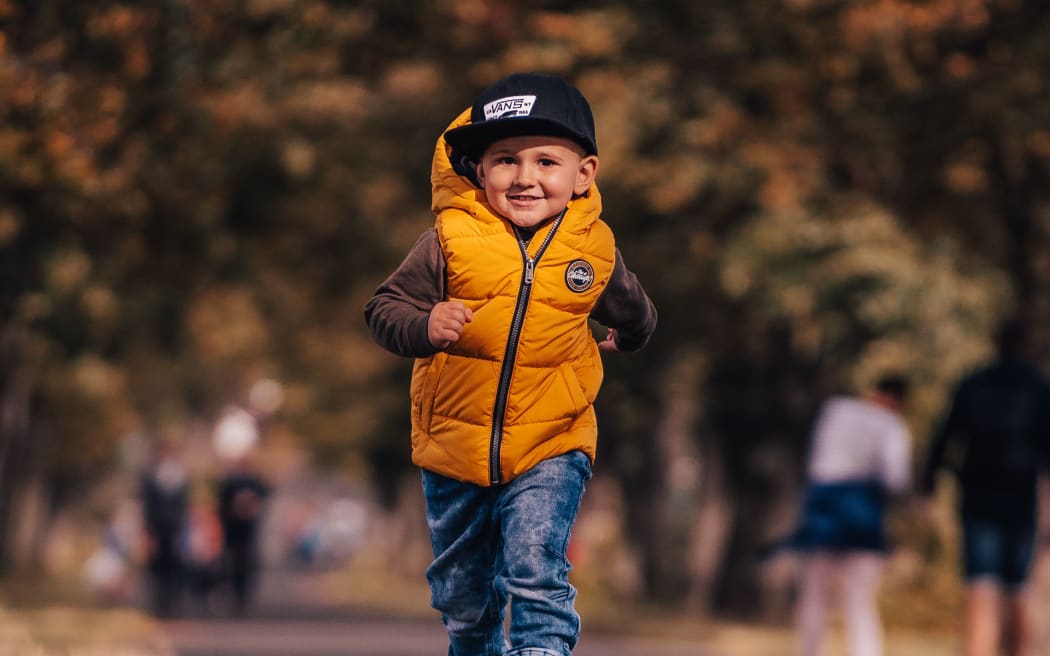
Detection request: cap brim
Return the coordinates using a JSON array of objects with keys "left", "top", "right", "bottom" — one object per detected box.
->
[{"left": 444, "top": 118, "right": 596, "bottom": 159}]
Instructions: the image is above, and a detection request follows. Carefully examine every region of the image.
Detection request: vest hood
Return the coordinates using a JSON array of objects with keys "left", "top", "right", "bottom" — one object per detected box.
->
[{"left": 431, "top": 109, "right": 602, "bottom": 232}]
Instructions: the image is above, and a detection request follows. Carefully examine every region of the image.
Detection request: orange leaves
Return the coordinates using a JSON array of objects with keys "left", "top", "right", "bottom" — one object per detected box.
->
[
  {"left": 282, "top": 79, "right": 373, "bottom": 125},
  {"left": 187, "top": 288, "right": 270, "bottom": 364},
  {"left": 1029, "top": 131, "right": 1050, "bottom": 158},
  {"left": 841, "top": 0, "right": 992, "bottom": 46},
  {"left": 740, "top": 141, "right": 823, "bottom": 212},
  {"left": 0, "top": 207, "right": 21, "bottom": 246},
  {"left": 532, "top": 9, "right": 637, "bottom": 59},
  {"left": 943, "top": 162, "right": 987, "bottom": 194},
  {"left": 45, "top": 248, "right": 93, "bottom": 296},
  {"left": 85, "top": 5, "right": 158, "bottom": 80},
  {"left": 944, "top": 52, "right": 977, "bottom": 79},
  {"left": 122, "top": 41, "right": 151, "bottom": 80},
  {"left": 380, "top": 61, "right": 444, "bottom": 99},
  {"left": 942, "top": 141, "right": 988, "bottom": 194},
  {"left": 201, "top": 83, "right": 276, "bottom": 131},
  {"left": 5, "top": 67, "right": 42, "bottom": 110},
  {"left": 85, "top": 6, "right": 145, "bottom": 38},
  {"left": 204, "top": 79, "right": 373, "bottom": 132},
  {"left": 837, "top": 0, "right": 996, "bottom": 91},
  {"left": 44, "top": 128, "right": 74, "bottom": 159},
  {"left": 637, "top": 156, "right": 714, "bottom": 215},
  {"left": 0, "top": 130, "right": 30, "bottom": 164}
]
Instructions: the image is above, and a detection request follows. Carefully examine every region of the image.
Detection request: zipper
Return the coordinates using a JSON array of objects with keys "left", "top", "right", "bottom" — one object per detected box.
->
[{"left": 488, "top": 210, "right": 566, "bottom": 485}]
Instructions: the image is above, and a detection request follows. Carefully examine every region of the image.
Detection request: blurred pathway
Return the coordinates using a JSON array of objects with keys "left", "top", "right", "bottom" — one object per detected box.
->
[{"left": 164, "top": 568, "right": 721, "bottom": 656}]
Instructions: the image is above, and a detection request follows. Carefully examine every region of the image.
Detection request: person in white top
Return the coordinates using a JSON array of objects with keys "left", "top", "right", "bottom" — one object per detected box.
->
[{"left": 789, "top": 376, "right": 912, "bottom": 656}]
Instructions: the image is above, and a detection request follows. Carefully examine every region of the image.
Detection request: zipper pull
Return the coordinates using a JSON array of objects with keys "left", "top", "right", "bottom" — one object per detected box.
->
[{"left": 524, "top": 258, "right": 535, "bottom": 284}]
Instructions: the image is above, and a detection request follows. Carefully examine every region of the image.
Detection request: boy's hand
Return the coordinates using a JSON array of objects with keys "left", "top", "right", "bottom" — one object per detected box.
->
[
  {"left": 428, "top": 301, "right": 473, "bottom": 349},
  {"left": 597, "top": 328, "right": 620, "bottom": 352}
]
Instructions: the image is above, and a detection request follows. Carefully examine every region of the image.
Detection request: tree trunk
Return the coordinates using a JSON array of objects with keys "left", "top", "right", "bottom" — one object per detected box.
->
[
  {"left": 987, "top": 129, "right": 1039, "bottom": 322},
  {"left": 0, "top": 326, "right": 31, "bottom": 572},
  {"left": 684, "top": 435, "right": 732, "bottom": 614},
  {"left": 632, "top": 350, "right": 705, "bottom": 603}
]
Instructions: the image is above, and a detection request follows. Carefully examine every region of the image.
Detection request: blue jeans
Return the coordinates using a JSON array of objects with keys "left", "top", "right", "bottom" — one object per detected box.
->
[{"left": 422, "top": 450, "right": 592, "bottom": 656}]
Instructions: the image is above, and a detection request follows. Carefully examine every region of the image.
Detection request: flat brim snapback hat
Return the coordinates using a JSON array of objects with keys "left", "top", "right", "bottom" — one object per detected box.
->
[{"left": 444, "top": 72, "right": 597, "bottom": 160}]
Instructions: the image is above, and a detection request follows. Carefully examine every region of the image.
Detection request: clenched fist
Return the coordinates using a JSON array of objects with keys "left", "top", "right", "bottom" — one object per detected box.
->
[{"left": 428, "top": 301, "right": 473, "bottom": 349}]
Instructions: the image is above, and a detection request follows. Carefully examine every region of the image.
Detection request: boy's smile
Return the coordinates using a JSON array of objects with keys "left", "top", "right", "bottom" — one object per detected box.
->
[{"left": 476, "top": 135, "right": 598, "bottom": 229}]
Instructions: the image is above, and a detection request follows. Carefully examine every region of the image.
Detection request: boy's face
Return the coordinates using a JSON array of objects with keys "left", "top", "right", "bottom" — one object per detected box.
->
[{"left": 475, "top": 135, "right": 598, "bottom": 229}]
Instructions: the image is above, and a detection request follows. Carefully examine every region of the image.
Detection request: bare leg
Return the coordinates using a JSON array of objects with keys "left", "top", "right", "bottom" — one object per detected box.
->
[
  {"left": 965, "top": 580, "right": 1001, "bottom": 656},
  {"left": 798, "top": 552, "right": 836, "bottom": 656},
  {"left": 1001, "top": 590, "right": 1029, "bottom": 656},
  {"left": 840, "top": 552, "right": 885, "bottom": 656}
]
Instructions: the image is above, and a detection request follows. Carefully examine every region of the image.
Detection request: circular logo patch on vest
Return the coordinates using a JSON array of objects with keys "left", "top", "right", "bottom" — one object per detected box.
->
[{"left": 565, "top": 259, "right": 595, "bottom": 293}]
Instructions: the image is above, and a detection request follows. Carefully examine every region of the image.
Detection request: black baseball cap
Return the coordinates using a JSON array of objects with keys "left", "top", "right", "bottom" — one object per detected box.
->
[{"left": 444, "top": 73, "right": 598, "bottom": 160}]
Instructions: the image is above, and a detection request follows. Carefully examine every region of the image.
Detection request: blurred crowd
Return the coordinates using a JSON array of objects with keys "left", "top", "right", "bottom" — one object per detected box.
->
[
  {"left": 81, "top": 403, "right": 368, "bottom": 620},
  {"left": 84, "top": 408, "right": 271, "bottom": 618}
]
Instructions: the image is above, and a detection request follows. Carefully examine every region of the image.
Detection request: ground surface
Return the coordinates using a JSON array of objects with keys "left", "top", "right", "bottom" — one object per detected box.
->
[
  {"left": 165, "top": 568, "right": 728, "bottom": 656},
  {"left": 159, "top": 565, "right": 968, "bottom": 656}
]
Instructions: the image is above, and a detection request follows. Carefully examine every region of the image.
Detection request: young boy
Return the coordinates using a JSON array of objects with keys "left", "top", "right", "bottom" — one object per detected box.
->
[{"left": 364, "top": 72, "right": 657, "bottom": 656}]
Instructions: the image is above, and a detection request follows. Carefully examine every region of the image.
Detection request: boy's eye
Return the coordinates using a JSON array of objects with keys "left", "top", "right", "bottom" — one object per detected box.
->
[
  {"left": 538, "top": 158, "right": 557, "bottom": 167},
  {"left": 496, "top": 156, "right": 516, "bottom": 165}
]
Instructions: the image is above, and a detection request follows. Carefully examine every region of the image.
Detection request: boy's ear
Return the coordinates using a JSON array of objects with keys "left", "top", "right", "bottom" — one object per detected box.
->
[
  {"left": 452, "top": 150, "right": 483, "bottom": 188},
  {"left": 573, "top": 155, "right": 599, "bottom": 196}
]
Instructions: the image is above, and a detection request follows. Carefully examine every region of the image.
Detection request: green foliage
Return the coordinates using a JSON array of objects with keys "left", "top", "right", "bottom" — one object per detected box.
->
[{"left": 719, "top": 199, "right": 1009, "bottom": 425}]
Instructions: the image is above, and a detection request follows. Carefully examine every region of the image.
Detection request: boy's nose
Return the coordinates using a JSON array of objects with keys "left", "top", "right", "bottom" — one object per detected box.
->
[{"left": 514, "top": 163, "right": 536, "bottom": 186}]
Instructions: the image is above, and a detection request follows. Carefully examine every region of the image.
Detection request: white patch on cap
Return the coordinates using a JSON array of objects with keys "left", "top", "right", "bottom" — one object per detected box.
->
[{"left": 484, "top": 95, "right": 537, "bottom": 120}]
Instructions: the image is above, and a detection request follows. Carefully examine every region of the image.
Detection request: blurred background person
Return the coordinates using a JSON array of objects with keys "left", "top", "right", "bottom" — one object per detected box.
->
[
  {"left": 140, "top": 439, "right": 190, "bottom": 618},
  {"left": 181, "top": 486, "right": 224, "bottom": 615},
  {"left": 83, "top": 498, "right": 143, "bottom": 605},
  {"left": 920, "top": 319, "right": 1050, "bottom": 656},
  {"left": 217, "top": 456, "right": 270, "bottom": 615},
  {"left": 785, "top": 376, "right": 912, "bottom": 656}
]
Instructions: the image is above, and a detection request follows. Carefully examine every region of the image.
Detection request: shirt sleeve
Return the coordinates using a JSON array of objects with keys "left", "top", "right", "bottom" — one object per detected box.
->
[
  {"left": 590, "top": 248, "right": 657, "bottom": 352},
  {"left": 881, "top": 422, "right": 912, "bottom": 494},
  {"left": 363, "top": 229, "right": 447, "bottom": 358},
  {"left": 919, "top": 380, "right": 967, "bottom": 495},
  {"left": 1038, "top": 378, "right": 1050, "bottom": 470}
]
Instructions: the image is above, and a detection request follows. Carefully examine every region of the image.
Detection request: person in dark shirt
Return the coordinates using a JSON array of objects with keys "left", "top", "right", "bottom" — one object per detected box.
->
[
  {"left": 920, "top": 319, "right": 1050, "bottom": 656},
  {"left": 140, "top": 441, "right": 190, "bottom": 618},
  {"left": 217, "top": 459, "right": 270, "bottom": 614}
]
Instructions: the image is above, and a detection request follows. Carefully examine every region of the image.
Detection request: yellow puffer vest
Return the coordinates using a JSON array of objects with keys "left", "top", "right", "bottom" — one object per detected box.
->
[{"left": 410, "top": 109, "right": 615, "bottom": 486}]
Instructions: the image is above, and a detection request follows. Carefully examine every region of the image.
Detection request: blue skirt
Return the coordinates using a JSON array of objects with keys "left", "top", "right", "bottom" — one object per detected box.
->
[{"left": 783, "top": 480, "right": 889, "bottom": 553}]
